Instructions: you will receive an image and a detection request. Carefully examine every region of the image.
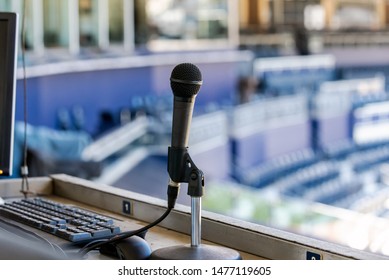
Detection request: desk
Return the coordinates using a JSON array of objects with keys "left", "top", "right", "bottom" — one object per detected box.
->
[{"left": 0, "top": 174, "right": 385, "bottom": 260}]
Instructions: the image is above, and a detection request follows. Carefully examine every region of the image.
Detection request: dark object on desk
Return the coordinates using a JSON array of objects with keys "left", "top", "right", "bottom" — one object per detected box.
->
[
  {"left": 0, "top": 219, "right": 68, "bottom": 260},
  {"left": 99, "top": 235, "right": 152, "bottom": 260}
]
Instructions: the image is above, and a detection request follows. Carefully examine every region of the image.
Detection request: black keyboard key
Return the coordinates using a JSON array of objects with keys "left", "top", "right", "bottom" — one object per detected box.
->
[
  {"left": 70, "top": 219, "right": 90, "bottom": 227},
  {"left": 94, "top": 223, "right": 120, "bottom": 234},
  {"left": 78, "top": 225, "right": 112, "bottom": 238},
  {"left": 23, "top": 217, "right": 43, "bottom": 228},
  {"left": 50, "top": 217, "right": 66, "bottom": 225},
  {"left": 41, "top": 223, "right": 60, "bottom": 234},
  {"left": 56, "top": 228, "right": 92, "bottom": 242}
]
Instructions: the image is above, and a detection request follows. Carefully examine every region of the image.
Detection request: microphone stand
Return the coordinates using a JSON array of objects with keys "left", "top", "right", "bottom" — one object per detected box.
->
[{"left": 150, "top": 147, "right": 241, "bottom": 260}]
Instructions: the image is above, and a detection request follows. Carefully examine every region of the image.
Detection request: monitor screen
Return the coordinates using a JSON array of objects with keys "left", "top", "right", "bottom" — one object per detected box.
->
[{"left": 0, "top": 12, "right": 18, "bottom": 176}]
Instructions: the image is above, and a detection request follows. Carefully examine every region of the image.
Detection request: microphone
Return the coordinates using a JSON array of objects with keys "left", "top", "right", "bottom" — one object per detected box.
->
[
  {"left": 170, "top": 62, "right": 202, "bottom": 149},
  {"left": 150, "top": 63, "right": 241, "bottom": 260},
  {"left": 167, "top": 63, "right": 203, "bottom": 186}
]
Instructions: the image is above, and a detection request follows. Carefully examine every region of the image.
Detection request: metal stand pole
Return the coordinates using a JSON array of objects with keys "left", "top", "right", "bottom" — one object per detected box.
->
[{"left": 191, "top": 197, "right": 201, "bottom": 247}]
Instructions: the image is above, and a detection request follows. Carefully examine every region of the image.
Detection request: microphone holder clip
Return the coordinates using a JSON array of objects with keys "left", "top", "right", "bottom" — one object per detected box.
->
[
  {"left": 168, "top": 146, "right": 204, "bottom": 247},
  {"left": 168, "top": 146, "right": 204, "bottom": 197}
]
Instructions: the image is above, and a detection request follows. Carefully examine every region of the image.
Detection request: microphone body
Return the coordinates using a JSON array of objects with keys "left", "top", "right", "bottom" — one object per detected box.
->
[
  {"left": 171, "top": 96, "right": 195, "bottom": 148},
  {"left": 170, "top": 63, "right": 202, "bottom": 149}
]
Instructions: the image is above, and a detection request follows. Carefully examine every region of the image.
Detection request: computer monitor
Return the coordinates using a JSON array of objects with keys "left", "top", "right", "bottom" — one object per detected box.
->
[{"left": 0, "top": 12, "right": 18, "bottom": 176}]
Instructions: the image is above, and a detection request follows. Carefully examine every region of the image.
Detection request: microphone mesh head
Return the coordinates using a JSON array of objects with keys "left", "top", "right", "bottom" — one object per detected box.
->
[{"left": 170, "top": 63, "right": 202, "bottom": 98}]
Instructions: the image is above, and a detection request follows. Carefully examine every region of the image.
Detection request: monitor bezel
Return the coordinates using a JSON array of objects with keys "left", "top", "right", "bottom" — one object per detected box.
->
[{"left": 0, "top": 12, "right": 18, "bottom": 176}]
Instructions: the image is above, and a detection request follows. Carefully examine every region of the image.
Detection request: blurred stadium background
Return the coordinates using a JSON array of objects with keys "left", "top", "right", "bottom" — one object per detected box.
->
[{"left": 3, "top": 0, "right": 389, "bottom": 255}]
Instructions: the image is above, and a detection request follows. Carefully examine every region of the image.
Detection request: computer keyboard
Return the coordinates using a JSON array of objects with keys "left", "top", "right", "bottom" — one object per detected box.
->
[{"left": 0, "top": 197, "right": 122, "bottom": 243}]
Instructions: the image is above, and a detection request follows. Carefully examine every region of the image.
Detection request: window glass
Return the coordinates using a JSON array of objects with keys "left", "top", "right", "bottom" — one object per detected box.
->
[
  {"left": 43, "top": 0, "right": 69, "bottom": 48},
  {"left": 145, "top": 0, "right": 229, "bottom": 49},
  {"left": 79, "top": 0, "right": 96, "bottom": 47},
  {"left": 109, "top": 0, "right": 124, "bottom": 43}
]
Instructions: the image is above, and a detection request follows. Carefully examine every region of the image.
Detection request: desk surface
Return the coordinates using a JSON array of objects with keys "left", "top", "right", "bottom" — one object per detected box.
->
[{"left": 0, "top": 174, "right": 386, "bottom": 260}]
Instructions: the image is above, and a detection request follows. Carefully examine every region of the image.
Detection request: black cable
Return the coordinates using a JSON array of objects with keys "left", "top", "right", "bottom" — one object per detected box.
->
[
  {"left": 78, "top": 184, "right": 179, "bottom": 257},
  {"left": 78, "top": 206, "right": 172, "bottom": 257},
  {"left": 20, "top": 0, "right": 31, "bottom": 198}
]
